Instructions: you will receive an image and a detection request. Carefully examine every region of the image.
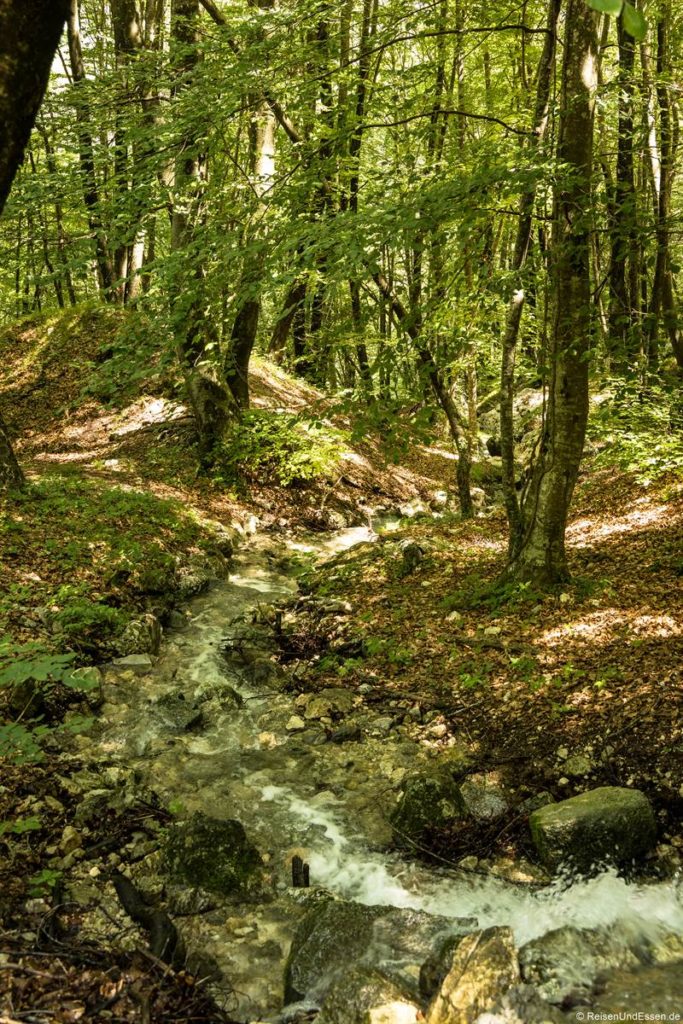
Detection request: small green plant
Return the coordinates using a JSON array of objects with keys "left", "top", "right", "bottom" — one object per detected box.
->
[
  {"left": 28, "top": 868, "right": 62, "bottom": 897},
  {"left": 0, "top": 815, "right": 42, "bottom": 837},
  {"left": 0, "top": 642, "right": 100, "bottom": 764},
  {"left": 441, "top": 576, "right": 543, "bottom": 615},
  {"left": 458, "top": 659, "right": 492, "bottom": 690},
  {"left": 217, "top": 411, "right": 346, "bottom": 487}
]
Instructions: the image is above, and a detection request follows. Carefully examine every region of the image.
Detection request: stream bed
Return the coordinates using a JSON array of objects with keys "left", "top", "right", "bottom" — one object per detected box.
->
[{"left": 84, "top": 523, "right": 683, "bottom": 1022}]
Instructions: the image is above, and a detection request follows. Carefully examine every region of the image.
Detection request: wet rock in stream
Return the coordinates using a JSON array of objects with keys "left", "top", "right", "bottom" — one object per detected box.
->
[
  {"left": 426, "top": 927, "right": 520, "bottom": 1024},
  {"left": 519, "top": 925, "right": 641, "bottom": 1006},
  {"left": 164, "top": 812, "right": 263, "bottom": 897},
  {"left": 284, "top": 898, "right": 476, "bottom": 1006},
  {"left": 529, "top": 786, "right": 657, "bottom": 873},
  {"left": 390, "top": 772, "right": 463, "bottom": 848}
]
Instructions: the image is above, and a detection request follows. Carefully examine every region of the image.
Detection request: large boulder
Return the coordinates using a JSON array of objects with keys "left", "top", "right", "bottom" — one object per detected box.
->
[
  {"left": 164, "top": 812, "right": 262, "bottom": 897},
  {"left": 529, "top": 786, "right": 656, "bottom": 873},
  {"left": 427, "top": 927, "right": 520, "bottom": 1024},
  {"left": 390, "top": 772, "right": 463, "bottom": 848},
  {"left": 315, "top": 968, "right": 421, "bottom": 1024},
  {"left": 284, "top": 899, "right": 474, "bottom": 1005}
]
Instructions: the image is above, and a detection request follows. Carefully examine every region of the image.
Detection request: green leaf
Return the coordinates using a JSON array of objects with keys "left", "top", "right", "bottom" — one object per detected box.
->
[
  {"left": 622, "top": 2, "right": 647, "bottom": 39},
  {"left": 587, "top": 0, "right": 623, "bottom": 13}
]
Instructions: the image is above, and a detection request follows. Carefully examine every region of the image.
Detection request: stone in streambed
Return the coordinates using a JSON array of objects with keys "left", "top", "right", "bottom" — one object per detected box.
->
[
  {"left": 164, "top": 812, "right": 262, "bottom": 897},
  {"left": 284, "top": 899, "right": 473, "bottom": 1006},
  {"left": 316, "top": 968, "right": 421, "bottom": 1024},
  {"left": 456, "top": 772, "right": 510, "bottom": 822},
  {"left": 519, "top": 925, "right": 640, "bottom": 1006},
  {"left": 426, "top": 927, "right": 520, "bottom": 1024},
  {"left": 390, "top": 772, "right": 463, "bottom": 848},
  {"left": 529, "top": 786, "right": 656, "bottom": 873}
]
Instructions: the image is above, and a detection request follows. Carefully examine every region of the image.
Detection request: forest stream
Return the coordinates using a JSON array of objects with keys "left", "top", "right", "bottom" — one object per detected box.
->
[{"left": 85, "top": 520, "right": 683, "bottom": 1023}]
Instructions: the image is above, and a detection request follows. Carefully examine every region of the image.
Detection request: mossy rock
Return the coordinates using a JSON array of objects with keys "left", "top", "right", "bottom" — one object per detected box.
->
[
  {"left": 529, "top": 786, "right": 656, "bottom": 873},
  {"left": 164, "top": 812, "right": 263, "bottom": 897},
  {"left": 390, "top": 772, "right": 463, "bottom": 848}
]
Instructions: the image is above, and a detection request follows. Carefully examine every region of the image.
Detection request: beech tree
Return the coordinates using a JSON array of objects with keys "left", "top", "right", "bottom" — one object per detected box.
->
[{"left": 0, "top": 0, "right": 71, "bottom": 490}]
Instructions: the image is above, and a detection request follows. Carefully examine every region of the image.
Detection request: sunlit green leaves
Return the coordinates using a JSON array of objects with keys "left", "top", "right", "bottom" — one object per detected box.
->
[
  {"left": 586, "top": 0, "right": 647, "bottom": 40},
  {"left": 622, "top": 2, "right": 648, "bottom": 40}
]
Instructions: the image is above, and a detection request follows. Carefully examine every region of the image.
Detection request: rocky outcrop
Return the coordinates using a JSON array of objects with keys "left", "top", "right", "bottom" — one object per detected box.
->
[
  {"left": 426, "top": 927, "right": 520, "bottom": 1024},
  {"left": 529, "top": 786, "right": 657, "bottom": 873},
  {"left": 164, "top": 812, "right": 262, "bottom": 897}
]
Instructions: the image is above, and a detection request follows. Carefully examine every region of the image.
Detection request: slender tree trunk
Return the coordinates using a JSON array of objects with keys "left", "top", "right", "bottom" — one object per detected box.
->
[
  {"left": 507, "top": 0, "right": 597, "bottom": 584},
  {"left": 67, "top": 0, "right": 116, "bottom": 299},
  {"left": 646, "top": 5, "right": 683, "bottom": 370},
  {"left": 607, "top": 16, "right": 637, "bottom": 364}
]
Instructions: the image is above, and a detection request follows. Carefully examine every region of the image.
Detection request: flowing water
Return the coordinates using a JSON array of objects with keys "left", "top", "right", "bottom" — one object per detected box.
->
[{"left": 95, "top": 523, "right": 683, "bottom": 1021}]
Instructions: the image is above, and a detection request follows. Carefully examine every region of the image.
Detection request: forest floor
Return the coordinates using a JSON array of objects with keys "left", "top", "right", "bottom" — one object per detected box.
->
[
  {"left": 288, "top": 463, "right": 683, "bottom": 866},
  {"left": 0, "top": 306, "right": 448, "bottom": 652},
  {"left": 1, "top": 306, "right": 682, "bottom": 1021}
]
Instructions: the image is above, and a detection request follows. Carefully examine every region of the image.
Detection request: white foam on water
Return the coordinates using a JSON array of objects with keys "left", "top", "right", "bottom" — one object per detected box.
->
[{"left": 260, "top": 784, "right": 683, "bottom": 947}]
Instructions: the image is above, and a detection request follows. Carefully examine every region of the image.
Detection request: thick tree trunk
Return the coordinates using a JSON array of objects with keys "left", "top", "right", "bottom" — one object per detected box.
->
[
  {"left": 500, "top": 0, "right": 561, "bottom": 554},
  {"left": 507, "top": 0, "right": 596, "bottom": 585},
  {"left": 0, "top": 0, "right": 70, "bottom": 490},
  {"left": 170, "top": 0, "right": 237, "bottom": 453}
]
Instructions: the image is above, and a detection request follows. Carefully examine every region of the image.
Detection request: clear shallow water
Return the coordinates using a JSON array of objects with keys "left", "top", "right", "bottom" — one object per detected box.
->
[{"left": 98, "top": 523, "right": 683, "bottom": 1018}]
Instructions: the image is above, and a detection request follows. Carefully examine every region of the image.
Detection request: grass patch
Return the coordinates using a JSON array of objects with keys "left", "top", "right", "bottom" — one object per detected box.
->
[{"left": 0, "top": 474, "right": 219, "bottom": 649}]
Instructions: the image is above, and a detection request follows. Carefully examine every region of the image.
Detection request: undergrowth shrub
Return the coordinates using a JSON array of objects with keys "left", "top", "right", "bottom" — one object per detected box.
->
[
  {"left": 217, "top": 411, "right": 346, "bottom": 487},
  {"left": 0, "top": 642, "right": 97, "bottom": 763},
  {"left": 590, "top": 380, "right": 683, "bottom": 481}
]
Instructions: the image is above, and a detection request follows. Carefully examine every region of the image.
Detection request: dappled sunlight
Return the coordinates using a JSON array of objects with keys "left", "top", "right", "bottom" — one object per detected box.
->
[{"left": 569, "top": 500, "right": 669, "bottom": 546}]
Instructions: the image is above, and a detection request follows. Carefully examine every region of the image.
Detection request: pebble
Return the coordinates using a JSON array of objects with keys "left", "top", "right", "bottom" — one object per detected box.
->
[
  {"left": 60, "top": 826, "right": 82, "bottom": 855},
  {"left": 286, "top": 715, "right": 306, "bottom": 732}
]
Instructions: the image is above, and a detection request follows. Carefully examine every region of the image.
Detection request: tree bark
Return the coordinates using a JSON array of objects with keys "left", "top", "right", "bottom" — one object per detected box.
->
[
  {"left": 170, "top": 0, "right": 238, "bottom": 453},
  {"left": 500, "top": 0, "right": 561, "bottom": 554},
  {"left": 67, "top": 0, "right": 116, "bottom": 299},
  {"left": 0, "top": 0, "right": 70, "bottom": 490},
  {"left": 507, "top": 0, "right": 597, "bottom": 584},
  {"left": 606, "top": 15, "right": 637, "bottom": 364}
]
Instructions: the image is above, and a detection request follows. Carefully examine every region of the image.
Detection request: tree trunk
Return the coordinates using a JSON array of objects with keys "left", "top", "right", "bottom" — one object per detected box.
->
[
  {"left": 645, "top": 4, "right": 683, "bottom": 370},
  {"left": 507, "top": 0, "right": 596, "bottom": 584},
  {"left": 170, "top": 0, "right": 237, "bottom": 453},
  {"left": 67, "top": 0, "right": 116, "bottom": 299},
  {"left": 0, "top": 0, "right": 70, "bottom": 490},
  {"left": 606, "top": 15, "right": 637, "bottom": 365},
  {"left": 500, "top": 0, "right": 561, "bottom": 554}
]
